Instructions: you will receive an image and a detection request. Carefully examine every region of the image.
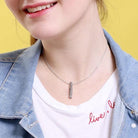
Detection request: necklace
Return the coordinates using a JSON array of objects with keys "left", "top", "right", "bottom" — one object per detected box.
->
[{"left": 42, "top": 46, "right": 108, "bottom": 99}]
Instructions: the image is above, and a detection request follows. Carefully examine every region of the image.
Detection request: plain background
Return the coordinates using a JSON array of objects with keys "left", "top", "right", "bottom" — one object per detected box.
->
[{"left": 0, "top": 0, "right": 138, "bottom": 60}]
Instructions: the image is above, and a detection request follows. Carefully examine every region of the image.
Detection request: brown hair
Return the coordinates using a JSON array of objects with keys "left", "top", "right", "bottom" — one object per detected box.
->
[
  {"left": 30, "top": 35, "right": 37, "bottom": 45},
  {"left": 30, "top": 0, "right": 107, "bottom": 45},
  {"left": 97, "top": 0, "right": 107, "bottom": 20}
]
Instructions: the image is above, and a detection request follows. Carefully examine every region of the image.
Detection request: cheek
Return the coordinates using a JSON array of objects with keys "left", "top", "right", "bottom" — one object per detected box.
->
[
  {"left": 5, "top": 0, "right": 17, "bottom": 12},
  {"left": 5, "top": 0, "right": 26, "bottom": 27},
  {"left": 61, "top": 0, "right": 92, "bottom": 24},
  {"left": 5, "top": 0, "right": 22, "bottom": 19}
]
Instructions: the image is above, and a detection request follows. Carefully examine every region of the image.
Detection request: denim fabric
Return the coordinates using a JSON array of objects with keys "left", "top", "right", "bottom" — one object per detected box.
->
[{"left": 0, "top": 30, "right": 138, "bottom": 138}]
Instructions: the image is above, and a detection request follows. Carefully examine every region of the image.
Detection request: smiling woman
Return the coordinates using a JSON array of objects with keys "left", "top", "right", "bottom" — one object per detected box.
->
[
  {"left": 0, "top": 0, "right": 138, "bottom": 138},
  {"left": 30, "top": 0, "right": 107, "bottom": 45}
]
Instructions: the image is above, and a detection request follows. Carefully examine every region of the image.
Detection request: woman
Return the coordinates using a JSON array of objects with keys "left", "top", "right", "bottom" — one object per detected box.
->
[{"left": 0, "top": 0, "right": 138, "bottom": 137}]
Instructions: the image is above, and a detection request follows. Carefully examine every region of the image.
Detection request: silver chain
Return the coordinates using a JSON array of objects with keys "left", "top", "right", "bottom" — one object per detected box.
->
[{"left": 42, "top": 46, "right": 108, "bottom": 86}]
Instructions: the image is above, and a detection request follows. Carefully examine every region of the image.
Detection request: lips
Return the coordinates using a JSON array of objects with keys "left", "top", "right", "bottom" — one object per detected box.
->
[{"left": 23, "top": 1, "right": 58, "bottom": 17}]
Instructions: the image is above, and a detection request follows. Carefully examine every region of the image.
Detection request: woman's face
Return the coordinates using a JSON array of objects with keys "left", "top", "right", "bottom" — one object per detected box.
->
[{"left": 5, "top": 0, "right": 96, "bottom": 40}]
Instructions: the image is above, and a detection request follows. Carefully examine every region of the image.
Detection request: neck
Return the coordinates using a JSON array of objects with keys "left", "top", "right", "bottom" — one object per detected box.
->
[{"left": 41, "top": 6, "right": 111, "bottom": 82}]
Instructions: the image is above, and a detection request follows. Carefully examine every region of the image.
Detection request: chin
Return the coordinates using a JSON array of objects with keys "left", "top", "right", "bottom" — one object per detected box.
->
[
  {"left": 29, "top": 25, "right": 67, "bottom": 40},
  {"left": 30, "top": 29, "right": 61, "bottom": 40}
]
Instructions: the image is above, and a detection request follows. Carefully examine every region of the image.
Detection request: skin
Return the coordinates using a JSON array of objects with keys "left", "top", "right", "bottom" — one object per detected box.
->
[
  {"left": 5, "top": 0, "right": 96, "bottom": 39},
  {"left": 5, "top": 0, "right": 116, "bottom": 105}
]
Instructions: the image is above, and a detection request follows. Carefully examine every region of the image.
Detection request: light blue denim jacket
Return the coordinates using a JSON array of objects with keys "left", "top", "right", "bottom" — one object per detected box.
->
[{"left": 0, "top": 30, "right": 138, "bottom": 138}]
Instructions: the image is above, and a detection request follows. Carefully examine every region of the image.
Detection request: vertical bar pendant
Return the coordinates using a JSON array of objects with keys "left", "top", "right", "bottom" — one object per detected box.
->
[{"left": 69, "top": 82, "right": 73, "bottom": 99}]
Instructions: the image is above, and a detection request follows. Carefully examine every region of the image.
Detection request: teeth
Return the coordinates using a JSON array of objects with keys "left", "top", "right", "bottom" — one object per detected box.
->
[
  {"left": 27, "top": 3, "right": 55, "bottom": 13},
  {"left": 46, "top": 4, "right": 51, "bottom": 8}
]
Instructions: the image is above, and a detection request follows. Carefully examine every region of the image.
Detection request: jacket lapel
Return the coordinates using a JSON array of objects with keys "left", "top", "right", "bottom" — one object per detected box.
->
[{"left": 0, "top": 40, "right": 44, "bottom": 137}]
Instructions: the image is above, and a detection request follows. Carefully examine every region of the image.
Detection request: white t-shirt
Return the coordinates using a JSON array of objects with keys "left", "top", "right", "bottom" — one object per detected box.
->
[{"left": 32, "top": 69, "right": 119, "bottom": 138}]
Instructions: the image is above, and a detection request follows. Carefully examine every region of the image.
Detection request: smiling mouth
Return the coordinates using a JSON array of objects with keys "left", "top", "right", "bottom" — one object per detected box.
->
[{"left": 24, "top": 1, "right": 58, "bottom": 14}]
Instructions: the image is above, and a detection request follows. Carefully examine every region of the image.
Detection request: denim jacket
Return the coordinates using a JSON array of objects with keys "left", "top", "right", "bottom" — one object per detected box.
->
[{"left": 0, "top": 30, "right": 138, "bottom": 138}]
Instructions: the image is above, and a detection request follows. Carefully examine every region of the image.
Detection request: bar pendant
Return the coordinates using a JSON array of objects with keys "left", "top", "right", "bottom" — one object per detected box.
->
[{"left": 69, "top": 82, "right": 73, "bottom": 99}]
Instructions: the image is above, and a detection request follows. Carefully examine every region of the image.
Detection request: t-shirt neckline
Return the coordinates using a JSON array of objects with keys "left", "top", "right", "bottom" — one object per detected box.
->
[{"left": 33, "top": 69, "right": 118, "bottom": 114}]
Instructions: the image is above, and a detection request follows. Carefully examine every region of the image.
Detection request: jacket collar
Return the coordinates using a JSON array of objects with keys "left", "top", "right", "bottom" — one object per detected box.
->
[
  {"left": 0, "top": 40, "right": 42, "bottom": 118},
  {"left": 104, "top": 30, "right": 138, "bottom": 113},
  {"left": 0, "top": 30, "right": 138, "bottom": 118}
]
